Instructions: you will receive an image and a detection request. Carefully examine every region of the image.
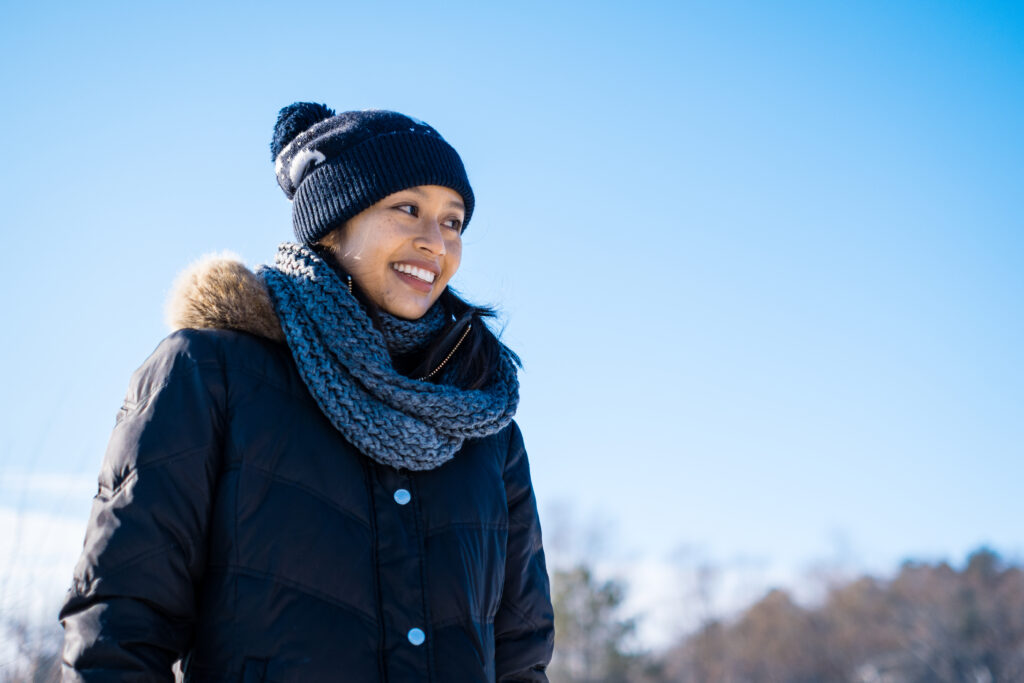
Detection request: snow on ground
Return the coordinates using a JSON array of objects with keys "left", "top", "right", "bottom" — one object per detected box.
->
[
  {"left": 0, "top": 505, "right": 88, "bottom": 618},
  {"left": 0, "top": 502, "right": 89, "bottom": 677}
]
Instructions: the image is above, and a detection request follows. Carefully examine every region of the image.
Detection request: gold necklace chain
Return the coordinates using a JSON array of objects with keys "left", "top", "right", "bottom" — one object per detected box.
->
[
  {"left": 349, "top": 276, "right": 469, "bottom": 382},
  {"left": 416, "top": 323, "right": 472, "bottom": 381}
]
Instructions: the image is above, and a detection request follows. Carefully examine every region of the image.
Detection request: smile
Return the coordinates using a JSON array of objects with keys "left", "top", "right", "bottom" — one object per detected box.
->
[{"left": 392, "top": 263, "right": 437, "bottom": 284}]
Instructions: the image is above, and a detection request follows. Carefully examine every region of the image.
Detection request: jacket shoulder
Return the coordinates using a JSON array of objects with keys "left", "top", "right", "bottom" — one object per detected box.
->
[
  {"left": 499, "top": 420, "right": 526, "bottom": 465},
  {"left": 123, "top": 327, "right": 290, "bottom": 413}
]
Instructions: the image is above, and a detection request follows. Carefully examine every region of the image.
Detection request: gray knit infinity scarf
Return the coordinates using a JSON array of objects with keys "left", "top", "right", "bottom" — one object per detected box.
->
[{"left": 258, "top": 242, "right": 519, "bottom": 471}]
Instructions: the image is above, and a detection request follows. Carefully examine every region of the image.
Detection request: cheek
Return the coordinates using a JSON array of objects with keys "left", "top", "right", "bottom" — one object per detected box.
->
[
  {"left": 335, "top": 218, "right": 399, "bottom": 266},
  {"left": 338, "top": 227, "right": 399, "bottom": 276},
  {"left": 445, "top": 241, "right": 463, "bottom": 277}
]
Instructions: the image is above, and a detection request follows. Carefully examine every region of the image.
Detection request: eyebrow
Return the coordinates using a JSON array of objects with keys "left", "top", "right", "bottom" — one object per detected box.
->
[{"left": 404, "top": 186, "right": 465, "bottom": 211}]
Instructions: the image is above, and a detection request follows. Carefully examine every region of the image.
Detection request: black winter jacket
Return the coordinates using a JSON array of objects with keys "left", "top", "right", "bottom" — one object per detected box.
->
[{"left": 59, "top": 260, "right": 554, "bottom": 682}]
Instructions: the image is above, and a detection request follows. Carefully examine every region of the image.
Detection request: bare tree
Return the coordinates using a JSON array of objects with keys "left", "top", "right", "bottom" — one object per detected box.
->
[{"left": 548, "top": 564, "right": 661, "bottom": 683}]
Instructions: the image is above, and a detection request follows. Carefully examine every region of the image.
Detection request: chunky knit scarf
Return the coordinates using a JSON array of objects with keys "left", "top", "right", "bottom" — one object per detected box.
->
[{"left": 258, "top": 242, "right": 519, "bottom": 471}]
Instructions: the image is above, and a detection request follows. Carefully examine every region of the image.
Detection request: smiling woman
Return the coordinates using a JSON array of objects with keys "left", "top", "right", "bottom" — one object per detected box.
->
[{"left": 58, "top": 103, "right": 553, "bottom": 681}]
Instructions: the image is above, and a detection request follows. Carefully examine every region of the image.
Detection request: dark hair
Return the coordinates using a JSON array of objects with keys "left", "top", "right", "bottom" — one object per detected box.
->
[
  {"left": 412, "top": 288, "right": 521, "bottom": 390},
  {"left": 311, "top": 244, "right": 520, "bottom": 390}
]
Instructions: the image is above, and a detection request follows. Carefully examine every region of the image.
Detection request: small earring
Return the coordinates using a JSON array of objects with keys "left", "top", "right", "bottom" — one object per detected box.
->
[{"left": 347, "top": 275, "right": 353, "bottom": 295}]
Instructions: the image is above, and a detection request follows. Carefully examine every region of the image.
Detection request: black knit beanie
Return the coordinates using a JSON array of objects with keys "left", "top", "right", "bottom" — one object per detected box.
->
[{"left": 271, "top": 103, "right": 475, "bottom": 245}]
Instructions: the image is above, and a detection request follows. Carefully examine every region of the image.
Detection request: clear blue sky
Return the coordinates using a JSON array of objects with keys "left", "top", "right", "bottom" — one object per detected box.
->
[{"left": 1, "top": 0, "right": 1022, "bottom": 589}]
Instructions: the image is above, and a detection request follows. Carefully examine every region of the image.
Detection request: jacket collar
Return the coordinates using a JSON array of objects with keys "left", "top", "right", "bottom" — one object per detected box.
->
[{"left": 165, "top": 252, "right": 285, "bottom": 343}]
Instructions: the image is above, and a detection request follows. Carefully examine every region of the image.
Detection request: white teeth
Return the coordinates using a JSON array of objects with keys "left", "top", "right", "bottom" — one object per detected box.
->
[{"left": 392, "top": 263, "right": 436, "bottom": 284}]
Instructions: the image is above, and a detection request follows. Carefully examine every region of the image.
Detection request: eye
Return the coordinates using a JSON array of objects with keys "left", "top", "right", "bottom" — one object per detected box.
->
[
  {"left": 395, "top": 204, "right": 418, "bottom": 217},
  {"left": 443, "top": 217, "right": 464, "bottom": 233}
]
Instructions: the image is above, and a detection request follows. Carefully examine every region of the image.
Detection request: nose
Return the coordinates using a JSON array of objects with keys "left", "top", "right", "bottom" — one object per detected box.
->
[{"left": 414, "top": 217, "right": 446, "bottom": 256}]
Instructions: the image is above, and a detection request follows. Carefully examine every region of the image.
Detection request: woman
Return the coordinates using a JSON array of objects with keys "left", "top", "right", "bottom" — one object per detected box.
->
[{"left": 59, "top": 103, "right": 554, "bottom": 681}]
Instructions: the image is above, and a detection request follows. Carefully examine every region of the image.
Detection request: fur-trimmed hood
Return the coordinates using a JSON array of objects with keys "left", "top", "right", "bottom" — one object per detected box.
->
[{"left": 164, "top": 252, "right": 285, "bottom": 343}]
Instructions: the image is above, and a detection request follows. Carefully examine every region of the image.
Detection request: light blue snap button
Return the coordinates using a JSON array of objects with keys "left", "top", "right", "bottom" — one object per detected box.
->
[
  {"left": 394, "top": 488, "right": 411, "bottom": 505},
  {"left": 407, "top": 627, "right": 425, "bottom": 646}
]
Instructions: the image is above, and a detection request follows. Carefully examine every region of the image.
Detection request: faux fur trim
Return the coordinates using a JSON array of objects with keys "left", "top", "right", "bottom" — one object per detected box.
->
[{"left": 165, "top": 251, "right": 285, "bottom": 343}]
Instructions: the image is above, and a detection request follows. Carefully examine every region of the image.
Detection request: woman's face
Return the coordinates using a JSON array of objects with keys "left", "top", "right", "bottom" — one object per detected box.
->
[{"left": 324, "top": 184, "right": 465, "bottom": 320}]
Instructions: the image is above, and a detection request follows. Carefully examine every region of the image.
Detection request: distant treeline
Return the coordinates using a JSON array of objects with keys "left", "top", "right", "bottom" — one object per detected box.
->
[{"left": 550, "top": 547, "right": 1024, "bottom": 683}]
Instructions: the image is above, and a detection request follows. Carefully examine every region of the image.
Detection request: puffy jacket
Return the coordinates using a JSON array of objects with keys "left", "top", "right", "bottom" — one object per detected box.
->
[{"left": 59, "top": 259, "right": 554, "bottom": 682}]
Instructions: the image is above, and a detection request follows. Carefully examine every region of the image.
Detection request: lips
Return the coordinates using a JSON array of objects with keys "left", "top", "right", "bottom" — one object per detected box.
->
[
  {"left": 391, "top": 261, "right": 438, "bottom": 293},
  {"left": 392, "top": 262, "right": 437, "bottom": 284}
]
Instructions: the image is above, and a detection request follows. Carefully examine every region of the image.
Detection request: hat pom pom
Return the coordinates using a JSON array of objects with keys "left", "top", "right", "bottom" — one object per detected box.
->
[{"left": 270, "top": 102, "right": 336, "bottom": 160}]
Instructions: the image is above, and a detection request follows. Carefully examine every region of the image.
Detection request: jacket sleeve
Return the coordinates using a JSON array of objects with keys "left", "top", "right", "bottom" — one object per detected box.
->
[
  {"left": 59, "top": 331, "right": 226, "bottom": 682},
  {"left": 494, "top": 422, "right": 555, "bottom": 682}
]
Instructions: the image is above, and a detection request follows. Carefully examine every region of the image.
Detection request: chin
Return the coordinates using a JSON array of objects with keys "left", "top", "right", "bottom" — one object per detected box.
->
[{"left": 383, "top": 299, "right": 433, "bottom": 320}]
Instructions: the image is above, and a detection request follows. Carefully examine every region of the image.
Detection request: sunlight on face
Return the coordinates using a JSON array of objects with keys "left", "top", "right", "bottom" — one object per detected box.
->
[{"left": 321, "top": 185, "right": 466, "bottom": 320}]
